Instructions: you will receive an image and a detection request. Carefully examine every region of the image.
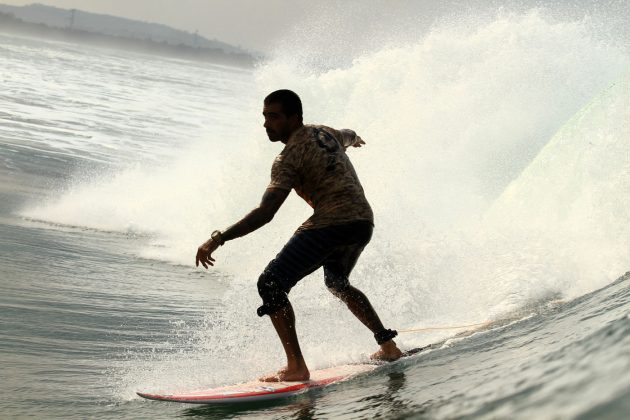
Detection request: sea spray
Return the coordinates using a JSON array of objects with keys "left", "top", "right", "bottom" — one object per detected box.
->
[{"left": 21, "top": 10, "right": 629, "bottom": 386}]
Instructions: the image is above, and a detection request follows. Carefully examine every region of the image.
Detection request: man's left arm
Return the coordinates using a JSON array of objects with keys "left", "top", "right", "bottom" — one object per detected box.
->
[
  {"left": 195, "top": 187, "right": 290, "bottom": 268},
  {"left": 338, "top": 129, "right": 366, "bottom": 150}
]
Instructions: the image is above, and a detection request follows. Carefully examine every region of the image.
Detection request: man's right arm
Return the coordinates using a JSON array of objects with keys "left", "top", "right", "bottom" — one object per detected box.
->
[
  {"left": 195, "top": 187, "right": 290, "bottom": 268},
  {"left": 221, "top": 187, "right": 290, "bottom": 242}
]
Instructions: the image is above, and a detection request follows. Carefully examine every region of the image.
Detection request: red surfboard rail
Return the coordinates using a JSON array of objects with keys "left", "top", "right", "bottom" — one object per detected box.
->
[{"left": 137, "top": 365, "right": 376, "bottom": 404}]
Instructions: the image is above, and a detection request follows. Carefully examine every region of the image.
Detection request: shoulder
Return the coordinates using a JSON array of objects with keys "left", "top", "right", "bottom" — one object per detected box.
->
[
  {"left": 276, "top": 138, "right": 304, "bottom": 168},
  {"left": 310, "top": 124, "right": 341, "bottom": 139}
]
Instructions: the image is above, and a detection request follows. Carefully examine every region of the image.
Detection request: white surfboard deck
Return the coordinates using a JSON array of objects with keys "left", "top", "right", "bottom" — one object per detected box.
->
[{"left": 137, "top": 364, "right": 377, "bottom": 404}]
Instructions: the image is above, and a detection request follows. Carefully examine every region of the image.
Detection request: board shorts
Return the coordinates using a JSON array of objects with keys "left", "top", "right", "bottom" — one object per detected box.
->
[{"left": 256, "top": 220, "right": 373, "bottom": 317}]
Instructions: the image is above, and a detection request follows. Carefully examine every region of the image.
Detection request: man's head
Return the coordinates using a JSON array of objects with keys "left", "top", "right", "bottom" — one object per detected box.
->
[{"left": 263, "top": 89, "right": 303, "bottom": 143}]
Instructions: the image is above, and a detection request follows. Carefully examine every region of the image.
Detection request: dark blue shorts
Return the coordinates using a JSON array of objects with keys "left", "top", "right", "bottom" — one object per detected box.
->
[{"left": 265, "top": 220, "right": 373, "bottom": 293}]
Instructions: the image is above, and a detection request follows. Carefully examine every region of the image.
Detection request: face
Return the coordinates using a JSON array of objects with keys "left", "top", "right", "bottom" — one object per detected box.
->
[{"left": 263, "top": 102, "right": 298, "bottom": 143}]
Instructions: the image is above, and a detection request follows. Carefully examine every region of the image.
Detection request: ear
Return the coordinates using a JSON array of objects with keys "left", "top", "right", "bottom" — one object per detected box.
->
[{"left": 288, "top": 113, "right": 302, "bottom": 126}]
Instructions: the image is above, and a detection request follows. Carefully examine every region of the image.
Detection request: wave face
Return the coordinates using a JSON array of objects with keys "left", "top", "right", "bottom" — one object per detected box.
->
[
  {"left": 486, "top": 74, "right": 630, "bottom": 297},
  {"left": 4, "top": 6, "right": 630, "bottom": 418},
  {"left": 20, "top": 9, "right": 628, "bottom": 355}
]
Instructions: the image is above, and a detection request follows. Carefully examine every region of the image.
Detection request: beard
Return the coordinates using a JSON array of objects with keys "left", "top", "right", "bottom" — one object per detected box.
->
[{"left": 266, "top": 129, "right": 285, "bottom": 142}]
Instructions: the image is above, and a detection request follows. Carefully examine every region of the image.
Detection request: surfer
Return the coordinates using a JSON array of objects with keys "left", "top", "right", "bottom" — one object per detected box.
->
[{"left": 196, "top": 89, "right": 402, "bottom": 381}]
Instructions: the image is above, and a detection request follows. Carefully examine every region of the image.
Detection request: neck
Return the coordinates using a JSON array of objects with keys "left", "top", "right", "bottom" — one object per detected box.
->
[{"left": 282, "top": 123, "right": 304, "bottom": 144}]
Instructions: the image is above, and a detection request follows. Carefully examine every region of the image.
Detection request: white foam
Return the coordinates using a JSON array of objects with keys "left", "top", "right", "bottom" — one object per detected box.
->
[{"left": 20, "top": 9, "right": 630, "bottom": 390}]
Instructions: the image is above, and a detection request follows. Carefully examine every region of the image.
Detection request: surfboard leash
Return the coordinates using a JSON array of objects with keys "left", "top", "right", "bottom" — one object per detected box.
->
[{"left": 398, "top": 320, "right": 491, "bottom": 334}]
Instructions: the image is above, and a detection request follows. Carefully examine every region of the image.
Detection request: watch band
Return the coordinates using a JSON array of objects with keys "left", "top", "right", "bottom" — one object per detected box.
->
[{"left": 211, "top": 230, "right": 225, "bottom": 246}]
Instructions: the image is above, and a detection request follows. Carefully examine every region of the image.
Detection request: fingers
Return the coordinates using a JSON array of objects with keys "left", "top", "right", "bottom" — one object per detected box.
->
[
  {"left": 196, "top": 238, "right": 220, "bottom": 269},
  {"left": 200, "top": 256, "right": 213, "bottom": 269},
  {"left": 196, "top": 248, "right": 216, "bottom": 269}
]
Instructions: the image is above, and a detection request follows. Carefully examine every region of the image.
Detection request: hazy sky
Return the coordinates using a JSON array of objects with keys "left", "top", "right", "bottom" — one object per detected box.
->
[
  {"left": 0, "top": 0, "right": 318, "bottom": 52},
  {"left": 2, "top": 1, "right": 627, "bottom": 53}
]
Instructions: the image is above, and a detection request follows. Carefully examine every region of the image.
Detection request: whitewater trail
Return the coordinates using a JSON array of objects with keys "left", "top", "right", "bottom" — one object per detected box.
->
[{"left": 18, "top": 11, "right": 629, "bottom": 388}]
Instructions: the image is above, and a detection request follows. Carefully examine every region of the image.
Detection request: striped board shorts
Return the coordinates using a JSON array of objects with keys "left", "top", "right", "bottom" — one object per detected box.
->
[{"left": 265, "top": 220, "right": 374, "bottom": 293}]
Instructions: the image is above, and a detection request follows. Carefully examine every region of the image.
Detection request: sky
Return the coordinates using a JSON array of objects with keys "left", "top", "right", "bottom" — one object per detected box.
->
[
  {"left": 1, "top": 1, "right": 627, "bottom": 53},
  {"left": 0, "top": 0, "right": 318, "bottom": 52}
]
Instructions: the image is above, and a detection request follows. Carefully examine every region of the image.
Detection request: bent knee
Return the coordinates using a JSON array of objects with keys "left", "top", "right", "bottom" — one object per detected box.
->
[
  {"left": 327, "top": 287, "right": 349, "bottom": 300},
  {"left": 325, "top": 273, "right": 350, "bottom": 297},
  {"left": 257, "top": 269, "right": 289, "bottom": 317}
]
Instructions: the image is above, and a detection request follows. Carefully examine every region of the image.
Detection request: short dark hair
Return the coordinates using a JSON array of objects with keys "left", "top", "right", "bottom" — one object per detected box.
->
[{"left": 264, "top": 89, "right": 303, "bottom": 120}]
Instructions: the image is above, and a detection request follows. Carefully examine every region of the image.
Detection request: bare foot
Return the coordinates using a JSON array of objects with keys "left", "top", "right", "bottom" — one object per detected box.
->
[
  {"left": 371, "top": 340, "right": 403, "bottom": 361},
  {"left": 259, "top": 366, "right": 310, "bottom": 382},
  {"left": 259, "top": 367, "right": 287, "bottom": 382}
]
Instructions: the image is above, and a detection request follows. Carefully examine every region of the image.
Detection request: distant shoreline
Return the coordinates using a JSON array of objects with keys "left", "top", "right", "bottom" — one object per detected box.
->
[{"left": 0, "top": 12, "right": 255, "bottom": 67}]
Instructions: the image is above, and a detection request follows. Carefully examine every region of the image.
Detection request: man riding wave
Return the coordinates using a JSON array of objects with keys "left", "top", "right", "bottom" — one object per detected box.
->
[{"left": 196, "top": 89, "right": 402, "bottom": 382}]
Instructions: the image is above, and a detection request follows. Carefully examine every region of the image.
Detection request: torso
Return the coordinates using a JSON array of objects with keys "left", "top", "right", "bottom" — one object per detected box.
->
[{"left": 269, "top": 125, "right": 373, "bottom": 231}]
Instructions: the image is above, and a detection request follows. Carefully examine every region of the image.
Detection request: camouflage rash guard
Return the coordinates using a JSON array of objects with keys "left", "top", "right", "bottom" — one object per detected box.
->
[{"left": 268, "top": 124, "right": 374, "bottom": 231}]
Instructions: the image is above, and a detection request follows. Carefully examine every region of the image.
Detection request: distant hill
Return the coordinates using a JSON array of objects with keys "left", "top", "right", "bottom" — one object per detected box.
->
[{"left": 0, "top": 3, "right": 253, "bottom": 56}]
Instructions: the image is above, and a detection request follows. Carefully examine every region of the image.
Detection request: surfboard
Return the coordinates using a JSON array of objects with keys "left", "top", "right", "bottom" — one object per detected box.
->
[
  {"left": 137, "top": 364, "right": 376, "bottom": 404},
  {"left": 136, "top": 345, "right": 430, "bottom": 404}
]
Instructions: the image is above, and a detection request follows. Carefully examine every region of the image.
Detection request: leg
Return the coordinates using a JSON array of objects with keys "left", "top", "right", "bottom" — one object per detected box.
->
[
  {"left": 256, "top": 231, "right": 332, "bottom": 382},
  {"left": 259, "top": 302, "right": 310, "bottom": 382},
  {"left": 330, "top": 285, "right": 385, "bottom": 333},
  {"left": 331, "top": 285, "right": 403, "bottom": 361},
  {"left": 323, "top": 222, "right": 402, "bottom": 360}
]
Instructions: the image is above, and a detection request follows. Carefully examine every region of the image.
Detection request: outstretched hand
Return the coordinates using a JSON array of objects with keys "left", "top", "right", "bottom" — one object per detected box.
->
[
  {"left": 353, "top": 136, "right": 366, "bottom": 147},
  {"left": 196, "top": 237, "right": 220, "bottom": 268}
]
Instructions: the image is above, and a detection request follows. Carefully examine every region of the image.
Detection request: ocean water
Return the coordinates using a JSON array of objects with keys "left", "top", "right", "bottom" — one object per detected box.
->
[{"left": 1, "top": 6, "right": 629, "bottom": 419}]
